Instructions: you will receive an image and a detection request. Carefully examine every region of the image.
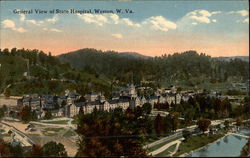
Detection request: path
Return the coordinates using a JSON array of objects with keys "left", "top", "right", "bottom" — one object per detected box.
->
[
  {"left": 169, "top": 140, "right": 182, "bottom": 156},
  {"left": 0, "top": 121, "right": 34, "bottom": 147},
  {"left": 228, "top": 132, "right": 250, "bottom": 139},
  {"left": 148, "top": 138, "right": 182, "bottom": 156}
]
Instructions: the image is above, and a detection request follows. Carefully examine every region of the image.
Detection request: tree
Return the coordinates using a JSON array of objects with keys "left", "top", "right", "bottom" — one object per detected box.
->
[
  {"left": 61, "top": 100, "right": 67, "bottom": 108},
  {"left": 154, "top": 114, "right": 165, "bottom": 136},
  {"left": 76, "top": 109, "right": 147, "bottom": 157},
  {"left": 182, "top": 130, "right": 191, "bottom": 141},
  {"left": 0, "top": 107, "right": 5, "bottom": 119},
  {"left": 41, "top": 141, "right": 67, "bottom": 157},
  {"left": 164, "top": 114, "right": 172, "bottom": 134},
  {"left": 224, "top": 120, "right": 230, "bottom": 130},
  {"left": 79, "top": 106, "right": 84, "bottom": 115},
  {"left": 142, "top": 103, "right": 152, "bottom": 114},
  {"left": 171, "top": 112, "right": 179, "bottom": 132},
  {"left": 29, "top": 144, "right": 43, "bottom": 157},
  {"left": 20, "top": 106, "right": 32, "bottom": 123},
  {"left": 9, "top": 143, "right": 24, "bottom": 157},
  {"left": 4, "top": 89, "right": 11, "bottom": 98},
  {"left": 0, "top": 138, "right": 11, "bottom": 157},
  {"left": 236, "top": 118, "right": 242, "bottom": 128},
  {"left": 197, "top": 119, "right": 211, "bottom": 133},
  {"left": 44, "top": 111, "right": 52, "bottom": 120}
]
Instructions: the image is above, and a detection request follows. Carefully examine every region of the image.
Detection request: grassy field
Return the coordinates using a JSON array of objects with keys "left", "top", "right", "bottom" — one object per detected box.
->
[
  {"left": 173, "top": 133, "right": 225, "bottom": 157},
  {"left": 42, "top": 120, "right": 69, "bottom": 124},
  {"left": 63, "top": 130, "right": 76, "bottom": 137},
  {"left": 42, "top": 128, "right": 64, "bottom": 136},
  {"left": 155, "top": 143, "right": 177, "bottom": 157}
]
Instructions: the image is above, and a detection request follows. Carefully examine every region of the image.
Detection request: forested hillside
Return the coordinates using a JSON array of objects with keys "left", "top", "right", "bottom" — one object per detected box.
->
[
  {"left": 58, "top": 48, "right": 249, "bottom": 87},
  {"left": 0, "top": 48, "right": 110, "bottom": 97},
  {"left": 0, "top": 48, "right": 248, "bottom": 97}
]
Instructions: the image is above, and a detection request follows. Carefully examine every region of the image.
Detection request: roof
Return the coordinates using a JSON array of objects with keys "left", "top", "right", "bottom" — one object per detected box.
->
[
  {"left": 108, "top": 99, "right": 119, "bottom": 104},
  {"left": 112, "top": 93, "right": 120, "bottom": 98},
  {"left": 68, "top": 92, "right": 81, "bottom": 98},
  {"left": 85, "top": 92, "right": 98, "bottom": 95},
  {"left": 207, "top": 94, "right": 227, "bottom": 98},
  {"left": 75, "top": 101, "right": 101, "bottom": 107},
  {"left": 147, "top": 96, "right": 158, "bottom": 100}
]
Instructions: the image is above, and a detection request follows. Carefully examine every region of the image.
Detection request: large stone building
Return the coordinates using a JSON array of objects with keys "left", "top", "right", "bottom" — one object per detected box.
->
[{"left": 17, "top": 85, "right": 194, "bottom": 118}]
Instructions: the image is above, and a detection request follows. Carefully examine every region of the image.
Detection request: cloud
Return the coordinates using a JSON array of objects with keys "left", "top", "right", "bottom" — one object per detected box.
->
[
  {"left": 211, "top": 11, "right": 222, "bottom": 15},
  {"left": 122, "top": 18, "right": 141, "bottom": 27},
  {"left": 2, "top": 19, "right": 27, "bottom": 33},
  {"left": 77, "top": 14, "right": 108, "bottom": 26},
  {"left": 77, "top": 13, "right": 141, "bottom": 28},
  {"left": 191, "top": 22, "right": 197, "bottom": 25},
  {"left": 50, "top": 28, "right": 62, "bottom": 32},
  {"left": 142, "top": 16, "right": 176, "bottom": 31},
  {"left": 19, "top": 14, "right": 57, "bottom": 26},
  {"left": 20, "top": 14, "right": 25, "bottom": 21},
  {"left": 212, "top": 19, "right": 217, "bottom": 23},
  {"left": 15, "top": 27, "right": 27, "bottom": 33},
  {"left": 78, "top": 13, "right": 179, "bottom": 32},
  {"left": 111, "top": 33, "right": 123, "bottom": 39},
  {"left": 229, "top": 10, "right": 249, "bottom": 16},
  {"left": 186, "top": 9, "right": 221, "bottom": 24},
  {"left": 47, "top": 15, "right": 58, "bottom": 23},
  {"left": 2, "top": 19, "right": 15, "bottom": 29},
  {"left": 43, "top": 27, "right": 62, "bottom": 32},
  {"left": 243, "top": 18, "right": 249, "bottom": 23}
]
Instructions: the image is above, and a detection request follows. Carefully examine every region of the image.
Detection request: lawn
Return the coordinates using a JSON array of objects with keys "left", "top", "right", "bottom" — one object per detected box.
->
[
  {"left": 41, "top": 120, "right": 69, "bottom": 124},
  {"left": 155, "top": 144, "right": 177, "bottom": 157},
  {"left": 173, "top": 133, "right": 225, "bottom": 156},
  {"left": 71, "top": 119, "right": 77, "bottom": 124},
  {"left": 63, "top": 130, "right": 76, "bottom": 137},
  {"left": 42, "top": 128, "right": 64, "bottom": 136},
  {"left": 147, "top": 136, "right": 181, "bottom": 152}
]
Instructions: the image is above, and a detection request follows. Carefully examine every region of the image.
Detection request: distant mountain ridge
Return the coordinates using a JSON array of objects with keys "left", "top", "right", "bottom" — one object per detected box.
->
[
  {"left": 215, "top": 56, "right": 249, "bottom": 62},
  {"left": 60, "top": 48, "right": 248, "bottom": 62},
  {"left": 57, "top": 48, "right": 249, "bottom": 86},
  {"left": 118, "top": 52, "right": 151, "bottom": 59},
  {"left": 59, "top": 48, "right": 151, "bottom": 59}
]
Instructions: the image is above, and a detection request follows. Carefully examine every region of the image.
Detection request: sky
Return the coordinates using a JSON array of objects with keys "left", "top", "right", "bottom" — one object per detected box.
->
[{"left": 0, "top": 0, "right": 249, "bottom": 57}]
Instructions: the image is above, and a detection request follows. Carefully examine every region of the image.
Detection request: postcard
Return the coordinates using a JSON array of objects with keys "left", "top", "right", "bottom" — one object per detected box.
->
[{"left": 0, "top": 0, "right": 249, "bottom": 157}]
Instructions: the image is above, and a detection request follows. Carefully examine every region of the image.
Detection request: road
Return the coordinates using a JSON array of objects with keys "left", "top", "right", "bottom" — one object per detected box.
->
[
  {"left": 144, "top": 119, "right": 228, "bottom": 150},
  {"left": 148, "top": 138, "right": 183, "bottom": 156},
  {"left": 0, "top": 121, "right": 34, "bottom": 147}
]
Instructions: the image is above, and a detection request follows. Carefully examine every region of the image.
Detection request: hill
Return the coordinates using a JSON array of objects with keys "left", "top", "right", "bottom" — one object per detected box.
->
[
  {"left": 215, "top": 56, "right": 249, "bottom": 62},
  {"left": 0, "top": 48, "right": 111, "bottom": 97},
  {"left": 58, "top": 48, "right": 249, "bottom": 89}
]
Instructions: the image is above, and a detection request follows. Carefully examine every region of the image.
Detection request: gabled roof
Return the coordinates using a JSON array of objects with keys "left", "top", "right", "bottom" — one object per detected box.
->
[
  {"left": 75, "top": 100, "right": 102, "bottom": 107},
  {"left": 146, "top": 96, "right": 158, "bottom": 100},
  {"left": 68, "top": 92, "right": 81, "bottom": 98},
  {"left": 85, "top": 92, "right": 98, "bottom": 95}
]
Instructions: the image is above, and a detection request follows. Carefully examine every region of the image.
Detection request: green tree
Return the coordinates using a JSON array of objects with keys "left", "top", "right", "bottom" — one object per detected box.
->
[
  {"left": 142, "top": 103, "right": 152, "bottom": 115},
  {"left": 20, "top": 106, "right": 32, "bottom": 123},
  {"left": 61, "top": 100, "right": 67, "bottom": 108},
  {"left": 41, "top": 141, "right": 67, "bottom": 157},
  {"left": 76, "top": 108, "right": 147, "bottom": 157},
  {"left": 224, "top": 120, "right": 230, "bottom": 130},
  {"left": 164, "top": 114, "right": 172, "bottom": 134},
  {"left": 182, "top": 130, "right": 191, "bottom": 141}
]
